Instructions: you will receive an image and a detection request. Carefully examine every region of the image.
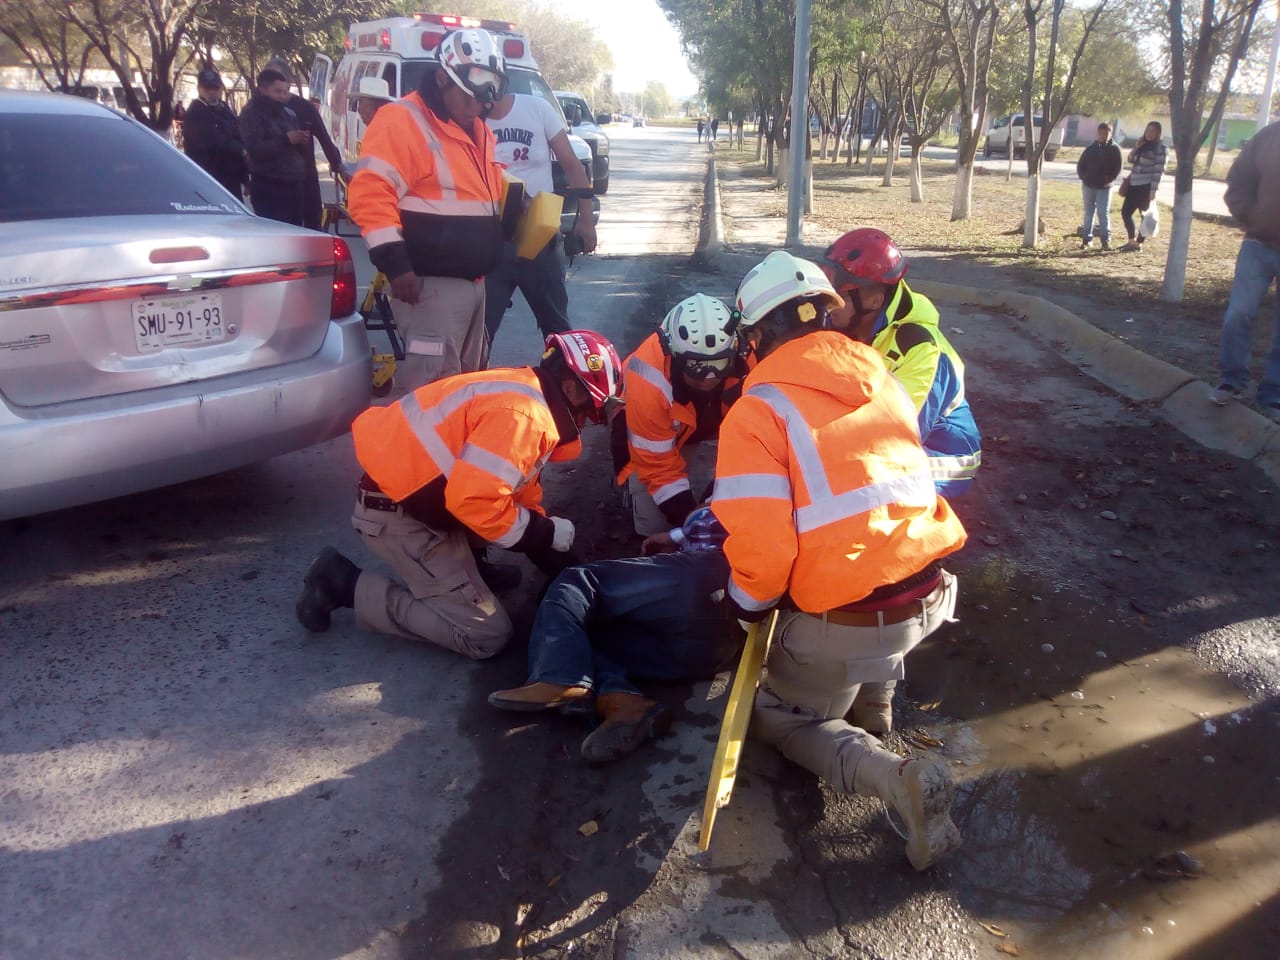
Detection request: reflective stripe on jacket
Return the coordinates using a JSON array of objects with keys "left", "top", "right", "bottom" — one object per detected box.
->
[
  {"left": 617, "top": 333, "right": 741, "bottom": 505},
  {"left": 712, "top": 332, "right": 967, "bottom": 615},
  {"left": 871, "top": 282, "right": 981, "bottom": 496},
  {"left": 351, "top": 367, "right": 570, "bottom": 548},
  {"left": 347, "top": 92, "right": 505, "bottom": 281}
]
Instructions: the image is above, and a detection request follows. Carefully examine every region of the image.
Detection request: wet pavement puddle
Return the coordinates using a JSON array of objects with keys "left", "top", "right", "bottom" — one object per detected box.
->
[{"left": 902, "top": 563, "right": 1280, "bottom": 959}]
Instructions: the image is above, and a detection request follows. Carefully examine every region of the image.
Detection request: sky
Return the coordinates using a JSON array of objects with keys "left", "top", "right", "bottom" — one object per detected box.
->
[{"left": 543, "top": 0, "right": 699, "bottom": 98}]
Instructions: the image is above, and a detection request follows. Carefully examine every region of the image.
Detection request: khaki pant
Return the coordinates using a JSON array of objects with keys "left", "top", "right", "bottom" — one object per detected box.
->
[
  {"left": 625, "top": 441, "right": 718, "bottom": 536},
  {"left": 752, "top": 571, "right": 958, "bottom": 795},
  {"left": 393, "top": 276, "right": 488, "bottom": 390},
  {"left": 350, "top": 497, "right": 512, "bottom": 660}
]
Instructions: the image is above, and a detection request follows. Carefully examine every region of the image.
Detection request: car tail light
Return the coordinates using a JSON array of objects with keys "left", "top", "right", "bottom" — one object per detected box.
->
[
  {"left": 503, "top": 39, "right": 524, "bottom": 59},
  {"left": 420, "top": 31, "right": 442, "bottom": 50},
  {"left": 331, "top": 238, "right": 357, "bottom": 318}
]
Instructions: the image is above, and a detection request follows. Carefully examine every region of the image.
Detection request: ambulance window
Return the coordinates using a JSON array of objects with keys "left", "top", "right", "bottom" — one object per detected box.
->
[
  {"left": 506, "top": 70, "right": 567, "bottom": 125},
  {"left": 402, "top": 62, "right": 430, "bottom": 96},
  {"left": 382, "top": 63, "right": 399, "bottom": 96}
]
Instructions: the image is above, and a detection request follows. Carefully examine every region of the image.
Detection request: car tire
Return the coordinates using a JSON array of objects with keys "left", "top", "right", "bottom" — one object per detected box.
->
[
  {"left": 1045, "top": 150, "right": 1057, "bottom": 162},
  {"left": 983, "top": 138, "right": 991, "bottom": 158},
  {"left": 595, "top": 174, "right": 609, "bottom": 195}
]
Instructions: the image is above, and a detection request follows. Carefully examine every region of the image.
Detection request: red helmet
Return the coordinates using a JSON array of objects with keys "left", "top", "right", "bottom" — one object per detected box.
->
[
  {"left": 542, "top": 330, "right": 622, "bottom": 423},
  {"left": 822, "top": 228, "right": 908, "bottom": 290}
]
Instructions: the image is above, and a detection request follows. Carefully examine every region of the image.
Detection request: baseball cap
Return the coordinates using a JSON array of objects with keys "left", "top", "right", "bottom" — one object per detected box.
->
[{"left": 197, "top": 69, "right": 223, "bottom": 89}]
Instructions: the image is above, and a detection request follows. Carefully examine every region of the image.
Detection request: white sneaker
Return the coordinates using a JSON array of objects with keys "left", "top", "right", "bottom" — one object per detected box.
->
[
  {"left": 1210, "top": 384, "right": 1240, "bottom": 406},
  {"left": 884, "top": 759, "right": 962, "bottom": 870}
]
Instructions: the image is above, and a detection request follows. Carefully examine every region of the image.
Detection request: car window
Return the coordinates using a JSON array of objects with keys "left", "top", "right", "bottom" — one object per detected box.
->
[{"left": 0, "top": 113, "right": 242, "bottom": 222}]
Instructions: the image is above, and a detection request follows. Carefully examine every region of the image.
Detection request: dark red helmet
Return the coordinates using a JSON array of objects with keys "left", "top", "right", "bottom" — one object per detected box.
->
[
  {"left": 542, "top": 329, "right": 622, "bottom": 423},
  {"left": 822, "top": 228, "right": 908, "bottom": 290}
]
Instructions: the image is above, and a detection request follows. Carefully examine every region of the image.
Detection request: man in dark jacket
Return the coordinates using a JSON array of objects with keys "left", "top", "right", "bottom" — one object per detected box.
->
[
  {"left": 239, "top": 69, "right": 311, "bottom": 225},
  {"left": 264, "top": 58, "right": 345, "bottom": 231},
  {"left": 1076, "top": 122, "right": 1122, "bottom": 249},
  {"left": 1212, "top": 120, "right": 1280, "bottom": 419},
  {"left": 182, "top": 69, "right": 248, "bottom": 200}
]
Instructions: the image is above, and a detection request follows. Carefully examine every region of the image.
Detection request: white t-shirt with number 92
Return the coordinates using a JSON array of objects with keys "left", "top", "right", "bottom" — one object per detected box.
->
[{"left": 486, "top": 94, "right": 563, "bottom": 198}]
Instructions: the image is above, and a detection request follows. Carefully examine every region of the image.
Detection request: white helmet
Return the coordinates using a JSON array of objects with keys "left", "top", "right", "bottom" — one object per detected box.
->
[
  {"left": 660, "top": 294, "right": 738, "bottom": 380},
  {"left": 735, "top": 250, "right": 844, "bottom": 328},
  {"left": 438, "top": 29, "right": 508, "bottom": 105}
]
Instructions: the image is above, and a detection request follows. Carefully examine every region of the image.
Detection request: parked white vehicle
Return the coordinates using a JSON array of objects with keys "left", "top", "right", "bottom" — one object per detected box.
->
[{"left": 983, "top": 114, "right": 1064, "bottom": 161}]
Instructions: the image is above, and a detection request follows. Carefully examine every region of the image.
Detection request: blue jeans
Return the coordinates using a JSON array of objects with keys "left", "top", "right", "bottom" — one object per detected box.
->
[
  {"left": 527, "top": 551, "right": 742, "bottom": 696},
  {"left": 1218, "top": 239, "right": 1280, "bottom": 405},
  {"left": 484, "top": 237, "right": 570, "bottom": 345},
  {"left": 1081, "top": 184, "right": 1112, "bottom": 242}
]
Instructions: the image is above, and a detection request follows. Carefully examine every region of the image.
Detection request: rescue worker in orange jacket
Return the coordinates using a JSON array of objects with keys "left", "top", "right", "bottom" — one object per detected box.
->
[
  {"left": 347, "top": 28, "right": 508, "bottom": 388},
  {"left": 712, "top": 251, "right": 968, "bottom": 871},
  {"left": 295, "top": 330, "right": 623, "bottom": 661},
  {"left": 615, "top": 294, "right": 745, "bottom": 535}
]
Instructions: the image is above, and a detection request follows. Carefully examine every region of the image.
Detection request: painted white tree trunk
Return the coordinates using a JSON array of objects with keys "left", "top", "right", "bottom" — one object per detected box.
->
[
  {"left": 1023, "top": 172, "right": 1042, "bottom": 247},
  {"left": 804, "top": 160, "right": 813, "bottom": 214},
  {"left": 951, "top": 162, "right": 974, "bottom": 220},
  {"left": 910, "top": 149, "right": 924, "bottom": 202},
  {"left": 1161, "top": 188, "right": 1195, "bottom": 302},
  {"left": 863, "top": 135, "right": 878, "bottom": 175},
  {"left": 778, "top": 147, "right": 789, "bottom": 187},
  {"left": 881, "top": 146, "right": 896, "bottom": 186}
]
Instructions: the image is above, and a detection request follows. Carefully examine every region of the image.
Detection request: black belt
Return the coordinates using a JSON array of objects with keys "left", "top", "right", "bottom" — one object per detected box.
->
[
  {"left": 822, "top": 580, "right": 944, "bottom": 627},
  {"left": 357, "top": 487, "right": 400, "bottom": 512}
]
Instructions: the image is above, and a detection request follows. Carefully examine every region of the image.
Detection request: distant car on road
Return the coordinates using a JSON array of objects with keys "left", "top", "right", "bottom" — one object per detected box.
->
[
  {"left": 983, "top": 113, "right": 1063, "bottom": 161},
  {"left": 633, "top": 116, "right": 645, "bottom": 128},
  {"left": 0, "top": 90, "right": 371, "bottom": 521}
]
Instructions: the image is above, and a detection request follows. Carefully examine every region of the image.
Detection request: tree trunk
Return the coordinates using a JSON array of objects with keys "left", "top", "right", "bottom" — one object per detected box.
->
[
  {"left": 1022, "top": 172, "right": 1042, "bottom": 247},
  {"left": 881, "top": 137, "right": 896, "bottom": 186},
  {"left": 779, "top": 146, "right": 789, "bottom": 186},
  {"left": 952, "top": 160, "right": 974, "bottom": 220},
  {"left": 910, "top": 147, "right": 924, "bottom": 201},
  {"left": 804, "top": 159, "right": 813, "bottom": 214},
  {"left": 1161, "top": 187, "right": 1194, "bottom": 302}
]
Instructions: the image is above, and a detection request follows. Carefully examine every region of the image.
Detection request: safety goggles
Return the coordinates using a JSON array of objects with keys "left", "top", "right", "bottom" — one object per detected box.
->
[
  {"left": 458, "top": 65, "right": 508, "bottom": 105},
  {"left": 682, "top": 355, "right": 734, "bottom": 380}
]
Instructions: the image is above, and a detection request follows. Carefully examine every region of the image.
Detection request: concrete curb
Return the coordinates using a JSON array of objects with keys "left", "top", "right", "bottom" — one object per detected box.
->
[
  {"left": 698, "top": 144, "right": 725, "bottom": 259},
  {"left": 696, "top": 165, "right": 1280, "bottom": 489}
]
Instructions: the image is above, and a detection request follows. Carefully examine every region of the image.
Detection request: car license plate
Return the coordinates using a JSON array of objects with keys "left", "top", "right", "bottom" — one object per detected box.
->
[{"left": 132, "top": 293, "right": 226, "bottom": 352}]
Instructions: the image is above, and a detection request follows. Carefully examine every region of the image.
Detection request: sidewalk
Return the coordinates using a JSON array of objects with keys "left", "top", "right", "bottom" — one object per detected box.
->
[{"left": 700, "top": 149, "right": 1280, "bottom": 488}]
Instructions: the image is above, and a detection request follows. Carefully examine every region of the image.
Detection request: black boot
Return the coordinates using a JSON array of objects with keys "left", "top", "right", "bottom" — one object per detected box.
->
[
  {"left": 296, "top": 547, "right": 360, "bottom": 632},
  {"left": 472, "top": 548, "right": 521, "bottom": 593}
]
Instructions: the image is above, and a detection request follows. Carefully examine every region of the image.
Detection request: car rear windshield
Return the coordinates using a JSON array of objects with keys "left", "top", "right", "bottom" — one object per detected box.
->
[{"left": 0, "top": 113, "right": 243, "bottom": 222}]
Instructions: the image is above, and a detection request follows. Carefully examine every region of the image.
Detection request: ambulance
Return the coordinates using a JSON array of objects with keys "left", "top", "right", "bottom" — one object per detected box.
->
[{"left": 310, "top": 13, "right": 597, "bottom": 233}]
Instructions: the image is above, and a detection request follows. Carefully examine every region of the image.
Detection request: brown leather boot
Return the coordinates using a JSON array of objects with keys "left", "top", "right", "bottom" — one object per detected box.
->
[
  {"left": 580, "top": 692, "right": 672, "bottom": 763},
  {"left": 488, "top": 682, "right": 592, "bottom": 713}
]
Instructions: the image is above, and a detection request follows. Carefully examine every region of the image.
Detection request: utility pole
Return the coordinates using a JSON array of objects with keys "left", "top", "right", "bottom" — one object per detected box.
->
[
  {"left": 785, "top": 0, "right": 813, "bottom": 247},
  {"left": 1257, "top": 1, "right": 1280, "bottom": 134}
]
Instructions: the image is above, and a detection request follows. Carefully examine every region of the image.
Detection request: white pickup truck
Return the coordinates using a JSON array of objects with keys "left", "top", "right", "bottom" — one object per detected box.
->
[{"left": 983, "top": 114, "right": 1064, "bottom": 161}]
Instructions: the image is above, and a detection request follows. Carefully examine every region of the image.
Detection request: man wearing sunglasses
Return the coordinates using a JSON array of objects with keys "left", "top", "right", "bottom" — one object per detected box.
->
[
  {"left": 347, "top": 28, "right": 510, "bottom": 388},
  {"left": 614, "top": 294, "right": 748, "bottom": 535}
]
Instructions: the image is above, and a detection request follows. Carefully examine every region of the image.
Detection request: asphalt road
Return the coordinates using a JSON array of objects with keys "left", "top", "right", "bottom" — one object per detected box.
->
[{"left": 3, "top": 124, "right": 1276, "bottom": 960}]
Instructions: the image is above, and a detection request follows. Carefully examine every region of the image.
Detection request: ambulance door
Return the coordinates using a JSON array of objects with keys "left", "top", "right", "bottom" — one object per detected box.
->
[{"left": 309, "top": 54, "right": 334, "bottom": 131}]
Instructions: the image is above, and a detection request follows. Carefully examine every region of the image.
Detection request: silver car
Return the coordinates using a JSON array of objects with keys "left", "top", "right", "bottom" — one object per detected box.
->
[{"left": 0, "top": 90, "right": 371, "bottom": 521}]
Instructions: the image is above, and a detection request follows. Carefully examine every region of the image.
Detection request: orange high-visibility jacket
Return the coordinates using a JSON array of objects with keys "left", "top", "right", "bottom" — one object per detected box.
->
[
  {"left": 351, "top": 367, "right": 577, "bottom": 549},
  {"left": 711, "top": 332, "right": 967, "bottom": 615},
  {"left": 348, "top": 91, "right": 505, "bottom": 282},
  {"left": 617, "top": 332, "right": 743, "bottom": 508}
]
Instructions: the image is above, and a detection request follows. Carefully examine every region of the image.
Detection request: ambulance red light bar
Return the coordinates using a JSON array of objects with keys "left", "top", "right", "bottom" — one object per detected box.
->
[
  {"left": 503, "top": 39, "right": 524, "bottom": 59},
  {"left": 411, "top": 12, "right": 518, "bottom": 32},
  {"left": 380, "top": 28, "right": 391, "bottom": 49}
]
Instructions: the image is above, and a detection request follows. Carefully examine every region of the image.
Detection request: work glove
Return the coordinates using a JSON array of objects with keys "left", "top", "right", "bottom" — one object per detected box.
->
[{"left": 550, "top": 516, "right": 575, "bottom": 552}]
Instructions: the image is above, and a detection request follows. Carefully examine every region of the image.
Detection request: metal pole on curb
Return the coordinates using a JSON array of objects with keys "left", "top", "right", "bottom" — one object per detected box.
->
[{"left": 785, "top": 0, "right": 812, "bottom": 248}]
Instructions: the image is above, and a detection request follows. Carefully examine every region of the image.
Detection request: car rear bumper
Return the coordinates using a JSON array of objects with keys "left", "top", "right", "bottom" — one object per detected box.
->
[{"left": 0, "top": 314, "right": 371, "bottom": 521}]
